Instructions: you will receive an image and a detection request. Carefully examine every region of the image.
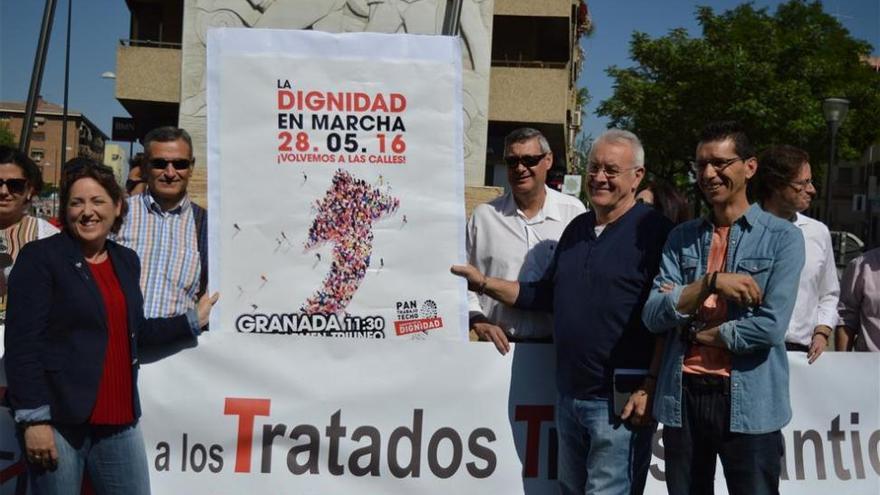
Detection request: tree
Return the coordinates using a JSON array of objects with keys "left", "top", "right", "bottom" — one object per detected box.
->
[
  {"left": 597, "top": 1, "right": 880, "bottom": 188},
  {"left": 0, "top": 120, "right": 16, "bottom": 148},
  {"left": 572, "top": 86, "right": 592, "bottom": 175}
]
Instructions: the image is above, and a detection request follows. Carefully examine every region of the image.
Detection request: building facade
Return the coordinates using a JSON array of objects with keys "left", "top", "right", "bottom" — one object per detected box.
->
[
  {"left": 0, "top": 97, "right": 107, "bottom": 188},
  {"left": 487, "top": 0, "right": 589, "bottom": 191},
  {"left": 113, "top": 0, "right": 590, "bottom": 204},
  {"left": 102, "top": 142, "right": 128, "bottom": 188}
]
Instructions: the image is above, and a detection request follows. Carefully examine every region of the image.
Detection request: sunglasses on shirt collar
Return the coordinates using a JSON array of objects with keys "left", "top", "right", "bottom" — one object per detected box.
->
[{"left": 147, "top": 158, "right": 192, "bottom": 170}]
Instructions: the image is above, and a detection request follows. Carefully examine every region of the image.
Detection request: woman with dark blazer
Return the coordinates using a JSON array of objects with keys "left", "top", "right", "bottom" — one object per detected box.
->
[{"left": 5, "top": 159, "right": 218, "bottom": 494}]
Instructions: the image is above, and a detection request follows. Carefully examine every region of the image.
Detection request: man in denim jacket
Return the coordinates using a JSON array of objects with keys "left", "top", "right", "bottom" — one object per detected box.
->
[{"left": 642, "top": 122, "right": 804, "bottom": 495}]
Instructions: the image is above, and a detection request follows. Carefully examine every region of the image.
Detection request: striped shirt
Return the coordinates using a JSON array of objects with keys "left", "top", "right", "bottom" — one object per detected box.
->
[
  {"left": 115, "top": 192, "right": 201, "bottom": 318},
  {"left": 0, "top": 216, "right": 58, "bottom": 324}
]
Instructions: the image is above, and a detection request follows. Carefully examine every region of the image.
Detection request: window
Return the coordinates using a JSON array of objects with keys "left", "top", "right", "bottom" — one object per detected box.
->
[{"left": 30, "top": 149, "right": 45, "bottom": 163}]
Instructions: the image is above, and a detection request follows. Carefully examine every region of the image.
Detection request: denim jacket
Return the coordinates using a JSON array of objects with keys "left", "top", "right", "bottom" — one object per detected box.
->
[{"left": 642, "top": 204, "right": 805, "bottom": 433}]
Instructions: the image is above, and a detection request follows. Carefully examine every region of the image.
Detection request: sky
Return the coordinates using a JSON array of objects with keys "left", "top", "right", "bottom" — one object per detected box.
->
[
  {"left": 0, "top": 0, "right": 131, "bottom": 146},
  {"left": 0, "top": 0, "right": 877, "bottom": 152}
]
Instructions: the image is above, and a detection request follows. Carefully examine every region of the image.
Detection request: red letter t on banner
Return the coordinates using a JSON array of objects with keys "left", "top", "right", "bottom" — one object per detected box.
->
[{"left": 224, "top": 397, "right": 271, "bottom": 473}]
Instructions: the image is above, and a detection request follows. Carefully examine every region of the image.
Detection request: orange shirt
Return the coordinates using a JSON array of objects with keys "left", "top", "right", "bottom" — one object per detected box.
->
[{"left": 683, "top": 226, "right": 732, "bottom": 377}]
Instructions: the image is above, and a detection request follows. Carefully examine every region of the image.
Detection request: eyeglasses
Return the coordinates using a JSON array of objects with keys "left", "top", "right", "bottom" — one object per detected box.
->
[
  {"left": 587, "top": 164, "right": 640, "bottom": 179},
  {"left": 0, "top": 178, "right": 28, "bottom": 195},
  {"left": 690, "top": 156, "right": 742, "bottom": 173},
  {"left": 148, "top": 158, "right": 191, "bottom": 170},
  {"left": 504, "top": 154, "right": 546, "bottom": 168},
  {"left": 788, "top": 178, "right": 814, "bottom": 191}
]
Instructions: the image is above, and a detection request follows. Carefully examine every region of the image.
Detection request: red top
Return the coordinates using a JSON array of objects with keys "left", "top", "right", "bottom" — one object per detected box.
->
[
  {"left": 683, "top": 226, "right": 732, "bottom": 377},
  {"left": 87, "top": 257, "right": 134, "bottom": 424}
]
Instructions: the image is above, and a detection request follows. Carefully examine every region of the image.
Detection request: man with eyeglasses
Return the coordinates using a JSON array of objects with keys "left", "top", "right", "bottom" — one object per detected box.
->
[
  {"left": 465, "top": 127, "right": 585, "bottom": 354},
  {"left": 643, "top": 121, "right": 804, "bottom": 495},
  {"left": 116, "top": 127, "right": 208, "bottom": 320},
  {"left": 754, "top": 145, "right": 838, "bottom": 363},
  {"left": 454, "top": 129, "right": 672, "bottom": 494}
]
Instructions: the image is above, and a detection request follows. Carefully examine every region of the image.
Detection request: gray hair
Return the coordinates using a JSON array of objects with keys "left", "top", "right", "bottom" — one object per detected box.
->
[
  {"left": 504, "top": 127, "right": 551, "bottom": 155},
  {"left": 143, "top": 126, "right": 194, "bottom": 159},
  {"left": 588, "top": 129, "right": 645, "bottom": 168}
]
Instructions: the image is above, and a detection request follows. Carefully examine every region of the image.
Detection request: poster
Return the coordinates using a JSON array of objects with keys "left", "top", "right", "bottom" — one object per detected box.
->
[{"left": 206, "top": 29, "right": 467, "bottom": 340}]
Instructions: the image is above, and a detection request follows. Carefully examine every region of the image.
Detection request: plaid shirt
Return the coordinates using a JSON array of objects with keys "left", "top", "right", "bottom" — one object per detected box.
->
[{"left": 115, "top": 192, "right": 201, "bottom": 318}]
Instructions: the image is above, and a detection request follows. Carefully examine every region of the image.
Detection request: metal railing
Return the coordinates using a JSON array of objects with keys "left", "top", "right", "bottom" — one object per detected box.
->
[
  {"left": 490, "top": 59, "right": 568, "bottom": 69},
  {"left": 119, "top": 39, "right": 182, "bottom": 49}
]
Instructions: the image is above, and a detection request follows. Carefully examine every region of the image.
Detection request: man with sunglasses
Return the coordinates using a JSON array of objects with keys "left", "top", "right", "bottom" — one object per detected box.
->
[
  {"left": 455, "top": 129, "right": 672, "bottom": 494},
  {"left": 465, "top": 127, "right": 585, "bottom": 354},
  {"left": 753, "top": 145, "right": 838, "bottom": 363},
  {"left": 116, "top": 127, "right": 208, "bottom": 320},
  {"left": 643, "top": 122, "right": 805, "bottom": 495}
]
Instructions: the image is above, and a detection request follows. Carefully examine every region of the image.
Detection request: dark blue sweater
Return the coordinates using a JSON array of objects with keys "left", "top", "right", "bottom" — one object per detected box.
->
[{"left": 515, "top": 203, "right": 672, "bottom": 399}]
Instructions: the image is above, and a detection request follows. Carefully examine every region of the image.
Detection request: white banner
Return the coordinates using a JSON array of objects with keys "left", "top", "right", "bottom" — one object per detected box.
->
[
  {"left": 0, "top": 338, "right": 878, "bottom": 493},
  {"left": 206, "top": 29, "right": 467, "bottom": 340},
  {"left": 139, "top": 340, "right": 880, "bottom": 494}
]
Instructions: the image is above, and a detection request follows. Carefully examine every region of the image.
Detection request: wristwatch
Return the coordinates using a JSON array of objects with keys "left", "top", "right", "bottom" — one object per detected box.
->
[{"left": 684, "top": 320, "right": 707, "bottom": 344}]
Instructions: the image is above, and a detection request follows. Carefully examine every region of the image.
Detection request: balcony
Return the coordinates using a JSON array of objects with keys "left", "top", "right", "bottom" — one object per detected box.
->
[
  {"left": 489, "top": 66, "right": 570, "bottom": 124},
  {"left": 492, "top": 15, "right": 571, "bottom": 67},
  {"left": 115, "top": 39, "right": 182, "bottom": 105},
  {"left": 494, "top": 0, "right": 570, "bottom": 17}
]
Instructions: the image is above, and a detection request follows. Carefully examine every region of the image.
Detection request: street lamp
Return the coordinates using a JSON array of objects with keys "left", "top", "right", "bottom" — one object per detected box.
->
[{"left": 822, "top": 97, "right": 850, "bottom": 226}]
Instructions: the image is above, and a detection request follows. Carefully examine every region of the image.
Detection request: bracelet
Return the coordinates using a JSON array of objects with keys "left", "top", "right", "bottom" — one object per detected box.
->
[
  {"left": 476, "top": 275, "right": 488, "bottom": 295},
  {"left": 813, "top": 332, "right": 830, "bottom": 341},
  {"left": 708, "top": 272, "right": 718, "bottom": 294},
  {"left": 685, "top": 320, "right": 706, "bottom": 345}
]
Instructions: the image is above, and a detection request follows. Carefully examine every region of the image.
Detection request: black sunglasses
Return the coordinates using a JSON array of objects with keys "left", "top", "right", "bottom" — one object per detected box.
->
[
  {"left": 148, "top": 158, "right": 191, "bottom": 170},
  {"left": 504, "top": 154, "right": 546, "bottom": 168},
  {"left": 0, "top": 178, "right": 28, "bottom": 195}
]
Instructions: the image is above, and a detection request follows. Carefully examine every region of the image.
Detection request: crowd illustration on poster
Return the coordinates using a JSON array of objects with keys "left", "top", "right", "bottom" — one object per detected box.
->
[{"left": 301, "top": 169, "right": 400, "bottom": 315}]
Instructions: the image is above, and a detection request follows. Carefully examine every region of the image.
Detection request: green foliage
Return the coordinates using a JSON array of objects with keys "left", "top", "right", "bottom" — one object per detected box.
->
[
  {"left": 0, "top": 120, "right": 16, "bottom": 148},
  {"left": 572, "top": 131, "right": 591, "bottom": 174},
  {"left": 597, "top": 0, "right": 880, "bottom": 187}
]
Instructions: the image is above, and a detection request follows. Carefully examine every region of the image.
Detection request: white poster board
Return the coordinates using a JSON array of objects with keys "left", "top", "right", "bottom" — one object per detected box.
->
[{"left": 206, "top": 29, "right": 467, "bottom": 340}]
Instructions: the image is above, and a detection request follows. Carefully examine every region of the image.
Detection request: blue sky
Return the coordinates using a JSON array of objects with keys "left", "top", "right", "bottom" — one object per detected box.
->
[
  {"left": 0, "top": 0, "right": 130, "bottom": 144},
  {"left": 1, "top": 1, "right": 877, "bottom": 149}
]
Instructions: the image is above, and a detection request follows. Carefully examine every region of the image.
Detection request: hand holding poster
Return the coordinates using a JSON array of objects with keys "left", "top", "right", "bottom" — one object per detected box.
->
[{"left": 206, "top": 29, "right": 467, "bottom": 339}]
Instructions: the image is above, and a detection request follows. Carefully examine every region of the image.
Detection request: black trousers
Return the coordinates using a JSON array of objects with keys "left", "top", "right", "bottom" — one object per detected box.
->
[{"left": 663, "top": 374, "right": 784, "bottom": 495}]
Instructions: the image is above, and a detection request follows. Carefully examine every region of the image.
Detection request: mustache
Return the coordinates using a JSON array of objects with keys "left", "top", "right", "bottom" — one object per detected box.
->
[
  {"left": 699, "top": 178, "right": 725, "bottom": 186},
  {"left": 511, "top": 171, "right": 534, "bottom": 179}
]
